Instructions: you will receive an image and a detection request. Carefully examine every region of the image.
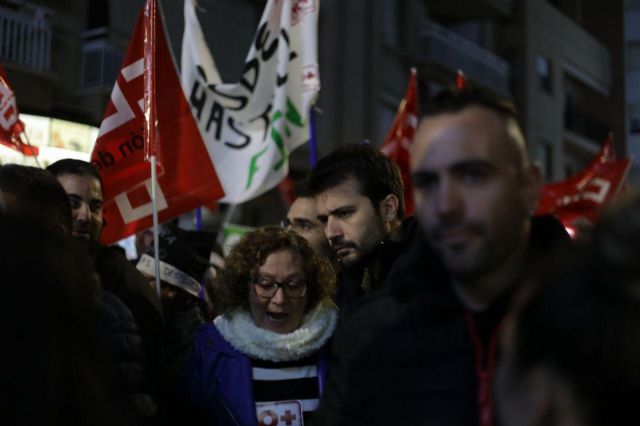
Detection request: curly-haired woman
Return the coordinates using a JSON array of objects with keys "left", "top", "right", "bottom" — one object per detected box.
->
[{"left": 183, "top": 226, "right": 337, "bottom": 425}]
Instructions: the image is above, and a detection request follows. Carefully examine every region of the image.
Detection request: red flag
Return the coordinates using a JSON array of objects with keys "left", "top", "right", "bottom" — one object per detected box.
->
[
  {"left": 535, "top": 136, "right": 630, "bottom": 233},
  {"left": 91, "top": 0, "right": 224, "bottom": 245},
  {"left": 278, "top": 174, "right": 296, "bottom": 209},
  {"left": 456, "top": 69, "right": 468, "bottom": 92},
  {"left": 0, "top": 64, "right": 38, "bottom": 156},
  {"left": 380, "top": 68, "right": 418, "bottom": 216}
]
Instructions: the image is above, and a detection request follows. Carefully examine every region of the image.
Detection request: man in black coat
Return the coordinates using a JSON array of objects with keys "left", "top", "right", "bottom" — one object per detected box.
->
[
  {"left": 316, "top": 86, "right": 570, "bottom": 426},
  {"left": 308, "top": 143, "right": 418, "bottom": 314}
]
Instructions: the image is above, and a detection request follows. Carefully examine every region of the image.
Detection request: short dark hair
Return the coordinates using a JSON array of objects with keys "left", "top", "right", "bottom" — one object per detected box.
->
[
  {"left": 216, "top": 226, "right": 336, "bottom": 315},
  {"left": 308, "top": 143, "right": 405, "bottom": 219},
  {"left": 294, "top": 179, "right": 313, "bottom": 199},
  {"left": 47, "top": 159, "right": 103, "bottom": 193},
  {"left": 423, "top": 85, "right": 518, "bottom": 122},
  {"left": 0, "top": 164, "right": 72, "bottom": 233}
]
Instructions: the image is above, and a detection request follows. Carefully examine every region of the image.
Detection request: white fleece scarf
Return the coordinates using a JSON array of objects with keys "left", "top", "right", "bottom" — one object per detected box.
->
[{"left": 214, "top": 302, "right": 338, "bottom": 362}]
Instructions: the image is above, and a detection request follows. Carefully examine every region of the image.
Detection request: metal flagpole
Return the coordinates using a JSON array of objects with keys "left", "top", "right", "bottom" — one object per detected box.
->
[
  {"left": 309, "top": 107, "right": 318, "bottom": 167},
  {"left": 150, "top": 156, "right": 161, "bottom": 302},
  {"left": 144, "top": 0, "right": 162, "bottom": 303},
  {"left": 215, "top": 203, "right": 237, "bottom": 247},
  {"left": 195, "top": 206, "right": 202, "bottom": 231}
]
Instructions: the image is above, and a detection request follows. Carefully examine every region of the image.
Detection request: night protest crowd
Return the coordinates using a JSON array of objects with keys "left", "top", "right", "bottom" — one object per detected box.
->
[{"left": 2, "top": 85, "right": 640, "bottom": 426}]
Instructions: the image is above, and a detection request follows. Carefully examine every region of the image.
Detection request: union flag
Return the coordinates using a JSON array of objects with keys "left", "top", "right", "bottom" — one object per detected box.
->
[
  {"left": 535, "top": 135, "right": 631, "bottom": 235},
  {"left": 0, "top": 64, "right": 38, "bottom": 156},
  {"left": 91, "top": 0, "right": 224, "bottom": 245},
  {"left": 380, "top": 68, "right": 418, "bottom": 216}
]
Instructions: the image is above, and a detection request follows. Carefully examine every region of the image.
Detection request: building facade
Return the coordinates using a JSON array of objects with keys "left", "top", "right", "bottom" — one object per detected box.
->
[{"left": 0, "top": 0, "right": 631, "bottom": 228}]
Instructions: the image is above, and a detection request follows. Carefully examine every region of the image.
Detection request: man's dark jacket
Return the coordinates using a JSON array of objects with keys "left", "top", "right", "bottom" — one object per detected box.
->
[
  {"left": 94, "top": 245, "right": 164, "bottom": 421},
  {"left": 334, "top": 217, "right": 421, "bottom": 313},
  {"left": 316, "top": 215, "right": 570, "bottom": 426},
  {"left": 98, "top": 290, "right": 157, "bottom": 423}
]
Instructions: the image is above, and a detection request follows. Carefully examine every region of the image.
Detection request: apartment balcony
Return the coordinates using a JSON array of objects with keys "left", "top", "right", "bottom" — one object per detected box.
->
[
  {"left": 564, "top": 97, "right": 611, "bottom": 145},
  {"left": 0, "top": 4, "right": 52, "bottom": 72},
  {"left": 421, "top": 19, "right": 510, "bottom": 97},
  {"left": 428, "top": 0, "right": 513, "bottom": 20},
  {"left": 80, "top": 28, "right": 123, "bottom": 91}
]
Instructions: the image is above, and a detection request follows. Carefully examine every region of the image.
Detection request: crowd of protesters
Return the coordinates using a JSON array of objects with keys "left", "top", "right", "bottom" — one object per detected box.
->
[{"left": 2, "top": 84, "right": 639, "bottom": 426}]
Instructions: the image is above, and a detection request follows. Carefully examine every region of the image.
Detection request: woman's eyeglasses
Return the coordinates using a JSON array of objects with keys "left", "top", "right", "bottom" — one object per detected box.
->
[{"left": 252, "top": 277, "right": 307, "bottom": 299}]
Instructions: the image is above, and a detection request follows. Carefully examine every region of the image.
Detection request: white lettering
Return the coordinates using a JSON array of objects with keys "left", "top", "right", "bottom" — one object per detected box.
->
[{"left": 114, "top": 178, "right": 168, "bottom": 224}]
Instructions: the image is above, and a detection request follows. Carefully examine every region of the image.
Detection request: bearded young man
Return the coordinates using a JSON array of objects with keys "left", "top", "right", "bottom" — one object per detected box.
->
[{"left": 308, "top": 143, "right": 420, "bottom": 313}]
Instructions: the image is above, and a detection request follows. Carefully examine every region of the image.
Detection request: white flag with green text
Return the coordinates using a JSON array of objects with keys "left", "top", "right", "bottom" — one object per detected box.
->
[{"left": 180, "top": 0, "right": 320, "bottom": 203}]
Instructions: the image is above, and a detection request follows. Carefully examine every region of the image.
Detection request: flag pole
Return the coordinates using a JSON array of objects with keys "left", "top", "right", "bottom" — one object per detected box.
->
[
  {"left": 309, "top": 107, "right": 318, "bottom": 167},
  {"left": 143, "top": 0, "right": 162, "bottom": 303},
  {"left": 150, "top": 156, "right": 161, "bottom": 302},
  {"left": 216, "top": 203, "right": 237, "bottom": 247},
  {"left": 195, "top": 206, "right": 203, "bottom": 231}
]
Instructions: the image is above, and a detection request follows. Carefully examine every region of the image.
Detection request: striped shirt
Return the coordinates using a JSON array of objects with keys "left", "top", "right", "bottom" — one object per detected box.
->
[{"left": 251, "top": 354, "right": 320, "bottom": 425}]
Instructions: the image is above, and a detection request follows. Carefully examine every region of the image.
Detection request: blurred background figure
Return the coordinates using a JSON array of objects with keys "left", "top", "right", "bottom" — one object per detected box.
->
[
  {"left": 0, "top": 163, "right": 72, "bottom": 234},
  {"left": 497, "top": 193, "right": 640, "bottom": 426},
  {"left": 135, "top": 225, "right": 216, "bottom": 424},
  {"left": 183, "top": 226, "right": 336, "bottom": 425},
  {"left": 135, "top": 229, "right": 155, "bottom": 260},
  {"left": 0, "top": 163, "right": 154, "bottom": 424},
  {"left": 0, "top": 214, "right": 125, "bottom": 426},
  {"left": 282, "top": 180, "right": 333, "bottom": 261}
]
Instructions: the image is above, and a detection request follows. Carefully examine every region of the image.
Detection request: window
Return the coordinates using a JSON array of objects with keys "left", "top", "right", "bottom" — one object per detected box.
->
[
  {"left": 536, "top": 54, "right": 553, "bottom": 93},
  {"left": 537, "top": 140, "right": 554, "bottom": 180}
]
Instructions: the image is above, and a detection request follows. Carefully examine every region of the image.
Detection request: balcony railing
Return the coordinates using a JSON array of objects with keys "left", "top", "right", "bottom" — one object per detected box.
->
[
  {"left": 80, "top": 31, "right": 123, "bottom": 90},
  {"left": 0, "top": 5, "right": 52, "bottom": 72},
  {"left": 564, "top": 97, "right": 611, "bottom": 143},
  {"left": 421, "top": 20, "right": 510, "bottom": 96}
]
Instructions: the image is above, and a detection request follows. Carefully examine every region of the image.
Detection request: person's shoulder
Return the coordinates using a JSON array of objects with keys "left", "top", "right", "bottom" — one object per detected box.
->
[
  {"left": 95, "top": 245, "right": 141, "bottom": 278},
  {"left": 386, "top": 226, "right": 447, "bottom": 290},
  {"left": 99, "top": 290, "right": 136, "bottom": 323},
  {"left": 95, "top": 244, "right": 128, "bottom": 261},
  {"left": 193, "top": 321, "right": 240, "bottom": 356},
  {"left": 340, "top": 282, "right": 428, "bottom": 333}
]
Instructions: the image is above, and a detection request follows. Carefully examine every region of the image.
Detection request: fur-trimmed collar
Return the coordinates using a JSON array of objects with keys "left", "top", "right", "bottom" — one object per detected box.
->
[{"left": 214, "top": 302, "right": 337, "bottom": 362}]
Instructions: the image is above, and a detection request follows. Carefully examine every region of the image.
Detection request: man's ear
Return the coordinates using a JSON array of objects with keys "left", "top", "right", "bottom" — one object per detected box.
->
[
  {"left": 378, "top": 194, "right": 399, "bottom": 224},
  {"left": 524, "top": 162, "right": 542, "bottom": 215}
]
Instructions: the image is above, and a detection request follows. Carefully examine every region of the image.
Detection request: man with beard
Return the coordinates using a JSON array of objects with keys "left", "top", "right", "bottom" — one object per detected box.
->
[
  {"left": 316, "top": 86, "right": 570, "bottom": 425},
  {"left": 308, "top": 143, "right": 419, "bottom": 313},
  {"left": 47, "top": 159, "right": 163, "bottom": 410}
]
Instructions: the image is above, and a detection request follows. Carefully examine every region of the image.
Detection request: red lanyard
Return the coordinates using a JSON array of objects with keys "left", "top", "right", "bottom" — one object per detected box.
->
[{"left": 463, "top": 309, "right": 503, "bottom": 426}]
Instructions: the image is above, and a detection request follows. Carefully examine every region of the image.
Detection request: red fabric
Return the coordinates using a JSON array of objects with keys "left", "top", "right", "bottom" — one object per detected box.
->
[
  {"left": 463, "top": 309, "right": 503, "bottom": 426},
  {"left": 380, "top": 69, "right": 418, "bottom": 216},
  {"left": 277, "top": 174, "right": 296, "bottom": 209},
  {"left": 535, "top": 136, "right": 630, "bottom": 230},
  {"left": 0, "top": 64, "right": 38, "bottom": 156},
  {"left": 91, "top": 0, "right": 224, "bottom": 245}
]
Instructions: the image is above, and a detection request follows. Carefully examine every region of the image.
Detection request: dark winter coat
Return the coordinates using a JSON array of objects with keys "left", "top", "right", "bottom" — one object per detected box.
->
[{"left": 316, "top": 215, "right": 570, "bottom": 426}]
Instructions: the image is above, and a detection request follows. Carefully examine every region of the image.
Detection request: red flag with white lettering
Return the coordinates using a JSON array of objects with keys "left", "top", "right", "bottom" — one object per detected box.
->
[
  {"left": 535, "top": 136, "right": 630, "bottom": 233},
  {"left": 0, "top": 64, "right": 38, "bottom": 156},
  {"left": 380, "top": 68, "right": 418, "bottom": 216},
  {"left": 91, "top": 0, "right": 224, "bottom": 245}
]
